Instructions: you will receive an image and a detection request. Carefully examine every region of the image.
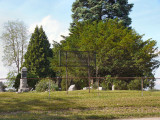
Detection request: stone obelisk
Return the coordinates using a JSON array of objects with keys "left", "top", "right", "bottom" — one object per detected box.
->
[{"left": 18, "top": 67, "right": 29, "bottom": 92}]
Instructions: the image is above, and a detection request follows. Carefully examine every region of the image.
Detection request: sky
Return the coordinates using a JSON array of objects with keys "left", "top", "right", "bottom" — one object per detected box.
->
[{"left": 0, "top": 0, "right": 160, "bottom": 89}]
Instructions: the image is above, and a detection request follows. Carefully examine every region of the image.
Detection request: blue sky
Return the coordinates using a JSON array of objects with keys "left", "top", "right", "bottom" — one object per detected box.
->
[{"left": 0, "top": 0, "right": 160, "bottom": 88}]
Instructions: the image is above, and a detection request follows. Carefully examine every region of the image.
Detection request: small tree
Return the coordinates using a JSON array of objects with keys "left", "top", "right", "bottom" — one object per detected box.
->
[{"left": 6, "top": 71, "right": 16, "bottom": 88}]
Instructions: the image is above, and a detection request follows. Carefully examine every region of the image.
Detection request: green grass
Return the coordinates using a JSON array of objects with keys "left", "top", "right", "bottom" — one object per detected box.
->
[{"left": 0, "top": 90, "right": 160, "bottom": 120}]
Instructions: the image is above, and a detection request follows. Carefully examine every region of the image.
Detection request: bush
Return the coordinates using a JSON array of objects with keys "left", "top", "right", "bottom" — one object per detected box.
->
[
  {"left": 27, "top": 73, "right": 39, "bottom": 89},
  {"left": 74, "top": 79, "right": 88, "bottom": 90},
  {"left": 7, "top": 89, "right": 16, "bottom": 92},
  {"left": 61, "top": 79, "right": 67, "bottom": 91},
  {"left": 101, "top": 75, "right": 114, "bottom": 90},
  {"left": 114, "top": 80, "right": 128, "bottom": 90},
  {"left": 127, "top": 79, "right": 142, "bottom": 90},
  {"left": 35, "top": 78, "right": 58, "bottom": 92},
  {"left": 13, "top": 73, "right": 21, "bottom": 90},
  {"left": 92, "top": 82, "right": 98, "bottom": 89},
  {"left": 2, "top": 83, "right": 7, "bottom": 91}
]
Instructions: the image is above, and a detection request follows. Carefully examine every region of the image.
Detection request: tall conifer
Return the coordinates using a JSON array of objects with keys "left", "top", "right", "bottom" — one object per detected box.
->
[{"left": 23, "top": 26, "right": 52, "bottom": 78}]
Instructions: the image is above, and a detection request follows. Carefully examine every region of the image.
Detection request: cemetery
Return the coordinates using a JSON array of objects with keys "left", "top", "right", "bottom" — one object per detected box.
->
[
  {"left": 0, "top": 0, "right": 160, "bottom": 119},
  {"left": 0, "top": 66, "right": 160, "bottom": 119}
]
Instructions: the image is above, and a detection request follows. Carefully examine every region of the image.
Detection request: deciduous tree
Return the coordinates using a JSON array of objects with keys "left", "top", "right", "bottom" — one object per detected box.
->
[{"left": 1, "top": 20, "right": 28, "bottom": 73}]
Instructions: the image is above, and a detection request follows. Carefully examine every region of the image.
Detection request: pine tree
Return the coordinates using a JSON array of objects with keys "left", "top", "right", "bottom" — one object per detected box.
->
[
  {"left": 71, "top": 0, "right": 133, "bottom": 27},
  {"left": 23, "top": 26, "right": 52, "bottom": 78}
]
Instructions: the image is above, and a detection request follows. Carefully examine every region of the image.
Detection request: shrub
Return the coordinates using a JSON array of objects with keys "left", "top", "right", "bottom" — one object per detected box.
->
[
  {"left": 27, "top": 73, "right": 39, "bottom": 89},
  {"left": 127, "top": 79, "right": 151, "bottom": 90},
  {"left": 35, "top": 78, "right": 58, "bottom": 92},
  {"left": 92, "top": 82, "right": 99, "bottom": 89},
  {"left": 61, "top": 79, "right": 67, "bottom": 91},
  {"left": 101, "top": 75, "right": 114, "bottom": 90},
  {"left": 74, "top": 78, "right": 88, "bottom": 90},
  {"left": 114, "top": 80, "right": 128, "bottom": 90},
  {"left": 2, "top": 83, "right": 7, "bottom": 91},
  {"left": 13, "top": 73, "right": 21, "bottom": 90}
]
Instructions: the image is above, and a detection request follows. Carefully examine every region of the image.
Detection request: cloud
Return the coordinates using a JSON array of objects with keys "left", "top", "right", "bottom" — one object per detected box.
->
[{"left": 29, "top": 15, "right": 70, "bottom": 44}]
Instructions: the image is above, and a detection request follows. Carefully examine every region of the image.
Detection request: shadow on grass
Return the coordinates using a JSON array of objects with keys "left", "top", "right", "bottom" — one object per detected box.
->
[
  {"left": 0, "top": 94, "right": 87, "bottom": 113},
  {"left": 0, "top": 112, "right": 117, "bottom": 120}
]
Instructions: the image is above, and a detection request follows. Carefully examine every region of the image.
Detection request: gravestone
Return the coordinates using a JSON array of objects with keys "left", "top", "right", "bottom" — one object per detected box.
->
[
  {"left": 112, "top": 84, "right": 115, "bottom": 91},
  {"left": 18, "top": 67, "right": 29, "bottom": 92},
  {"left": 97, "top": 87, "right": 103, "bottom": 90},
  {"left": 83, "top": 87, "right": 88, "bottom": 90},
  {"left": 68, "top": 84, "right": 76, "bottom": 91},
  {"left": 0, "top": 82, "right": 3, "bottom": 92}
]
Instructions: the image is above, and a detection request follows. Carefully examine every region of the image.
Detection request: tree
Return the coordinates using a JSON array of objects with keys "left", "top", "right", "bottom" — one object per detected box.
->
[
  {"left": 1, "top": 20, "right": 28, "bottom": 73},
  {"left": 71, "top": 0, "right": 133, "bottom": 27},
  {"left": 6, "top": 71, "right": 16, "bottom": 88},
  {"left": 23, "top": 26, "right": 53, "bottom": 78},
  {"left": 57, "top": 19, "right": 160, "bottom": 89}
]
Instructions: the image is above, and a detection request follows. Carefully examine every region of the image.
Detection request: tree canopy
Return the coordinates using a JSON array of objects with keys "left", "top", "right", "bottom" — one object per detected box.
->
[
  {"left": 53, "top": 19, "right": 160, "bottom": 89},
  {"left": 71, "top": 0, "right": 133, "bottom": 27}
]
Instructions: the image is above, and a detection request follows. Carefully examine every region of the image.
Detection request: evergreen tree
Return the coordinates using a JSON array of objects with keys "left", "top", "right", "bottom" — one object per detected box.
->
[
  {"left": 71, "top": 0, "right": 133, "bottom": 27},
  {"left": 23, "top": 26, "right": 53, "bottom": 78},
  {"left": 56, "top": 20, "right": 160, "bottom": 89}
]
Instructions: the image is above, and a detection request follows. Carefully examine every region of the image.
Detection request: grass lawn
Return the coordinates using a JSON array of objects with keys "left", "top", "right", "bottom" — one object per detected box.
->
[{"left": 0, "top": 90, "right": 160, "bottom": 120}]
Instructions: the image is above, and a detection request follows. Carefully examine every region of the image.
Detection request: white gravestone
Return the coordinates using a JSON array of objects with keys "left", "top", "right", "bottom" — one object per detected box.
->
[
  {"left": 68, "top": 84, "right": 76, "bottom": 91},
  {"left": 18, "top": 67, "right": 29, "bottom": 92},
  {"left": 97, "top": 87, "right": 103, "bottom": 90},
  {"left": 112, "top": 85, "right": 115, "bottom": 91}
]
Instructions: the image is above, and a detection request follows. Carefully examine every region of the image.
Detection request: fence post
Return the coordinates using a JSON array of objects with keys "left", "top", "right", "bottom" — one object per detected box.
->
[
  {"left": 49, "top": 79, "right": 50, "bottom": 99},
  {"left": 66, "top": 51, "right": 68, "bottom": 94},
  {"left": 88, "top": 51, "right": 91, "bottom": 93},
  {"left": 141, "top": 78, "right": 143, "bottom": 97}
]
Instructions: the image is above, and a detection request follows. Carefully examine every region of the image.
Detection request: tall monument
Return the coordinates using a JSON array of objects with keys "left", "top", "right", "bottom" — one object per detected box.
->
[{"left": 18, "top": 67, "right": 29, "bottom": 92}]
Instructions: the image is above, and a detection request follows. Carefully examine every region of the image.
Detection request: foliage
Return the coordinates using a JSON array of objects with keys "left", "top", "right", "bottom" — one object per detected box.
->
[
  {"left": 92, "top": 81, "right": 98, "bottom": 89},
  {"left": 13, "top": 73, "right": 21, "bottom": 90},
  {"left": 35, "top": 78, "right": 58, "bottom": 92},
  {"left": 6, "top": 71, "right": 16, "bottom": 88},
  {"left": 23, "top": 26, "right": 54, "bottom": 78},
  {"left": 114, "top": 80, "right": 128, "bottom": 90},
  {"left": 101, "top": 75, "right": 115, "bottom": 90},
  {"left": 27, "top": 73, "right": 39, "bottom": 89},
  {"left": 127, "top": 79, "right": 141, "bottom": 90},
  {"left": 56, "top": 20, "right": 160, "bottom": 89},
  {"left": 1, "top": 20, "right": 28, "bottom": 73},
  {"left": 71, "top": 0, "right": 133, "bottom": 27},
  {"left": 74, "top": 78, "right": 88, "bottom": 90},
  {"left": 127, "top": 79, "right": 150, "bottom": 90},
  {"left": 1, "top": 83, "right": 7, "bottom": 91},
  {"left": 60, "top": 79, "right": 67, "bottom": 91}
]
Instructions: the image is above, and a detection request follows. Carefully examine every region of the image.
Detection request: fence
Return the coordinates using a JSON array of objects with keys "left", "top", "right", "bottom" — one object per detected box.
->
[{"left": 1, "top": 77, "right": 160, "bottom": 96}]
